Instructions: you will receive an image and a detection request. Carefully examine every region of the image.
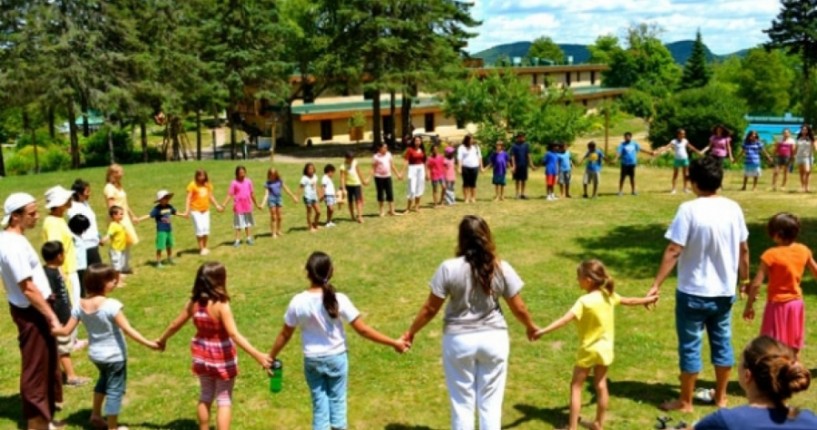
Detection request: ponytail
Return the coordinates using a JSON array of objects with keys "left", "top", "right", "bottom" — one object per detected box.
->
[
  {"left": 743, "top": 336, "right": 811, "bottom": 408},
  {"left": 600, "top": 276, "right": 615, "bottom": 295},
  {"left": 321, "top": 280, "right": 339, "bottom": 319},
  {"left": 577, "top": 259, "right": 614, "bottom": 294},
  {"left": 306, "top": 251, "right": 339, "bottom": 319}
]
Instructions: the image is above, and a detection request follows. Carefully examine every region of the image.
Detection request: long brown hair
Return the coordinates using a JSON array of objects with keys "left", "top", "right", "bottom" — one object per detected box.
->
[
  {"left": 191, "top": 262, "right": 230, "bottom": 303},
  {"left": 742, "top": 336, "right": 810, "bottom": 409},
  {"left": 456, "top": 215, "right": 498, "bottom": 295},
  {"left": 577, "top": 259, "right": 615, "bottom": 295},
  {"left": 306, "top": 251, "right": 338, "bottom": 318}
]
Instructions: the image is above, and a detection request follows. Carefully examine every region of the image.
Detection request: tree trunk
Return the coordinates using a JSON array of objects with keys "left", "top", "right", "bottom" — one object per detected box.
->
[
  {"left": 389, "top": 90, "right": 396, "bottom": 137},
  {"left": 230, "top": 113, "right": 237, "bottom": 160},
  {"left": 48, "top": 107, "right": 55, "bottom": 139},
  {"left": 80, "top": 97, "right": 90, "bottom": 137},
  {"left": 0, "top": 140, "right": 5, "bottom": 177},
  {"left": 196, "top": 110, "right": 202, "bottom": 160},
  {"left": 401, "top": 90, "right": 412, "bottom": 138},
  {"left": 107, "top": 126, "right": 115, "bottom": 164},
  {"left": 67, "top": 102, "right": 80, "bottom": 168},
  {"left": 140, "top": 121, "right": 148, "bottom": 162},
  {"left": 372, "top": 90, "right": 382, "bottom": 146}
]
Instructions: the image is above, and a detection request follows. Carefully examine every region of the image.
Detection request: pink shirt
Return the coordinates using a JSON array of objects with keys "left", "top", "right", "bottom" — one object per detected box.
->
[
  {"left": 709, "top": 136, "right": 731, "bottom": 158},
  {"left": 777, "top": 138, "right": 795, "bottom": 157},
  {"left": 229, "top": 178, "right": 254, "bottom": 214},
  {"left": 444, "top": 158, "right": 456, "bottom": 181},
  {"left": 427, "top": 155, "right": 446, "bottom": 181},
  {"left": 373, "top": 152, "right": 393, "bottom": 178}
]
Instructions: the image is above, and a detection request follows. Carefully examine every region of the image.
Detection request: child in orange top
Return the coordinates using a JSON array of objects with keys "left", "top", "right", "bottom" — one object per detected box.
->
[{"left": 743, "top": 212, "right": 817, "bottom": 358}]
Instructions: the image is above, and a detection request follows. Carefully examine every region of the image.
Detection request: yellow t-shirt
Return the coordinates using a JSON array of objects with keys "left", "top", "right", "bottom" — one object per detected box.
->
[
  {"left": 340, "top": 160, "right": 362, "bottom": 186},
  {"left": 187, "top": 181, "right": 214, "bottom": 213},
  {"left": 103, "top": 183, "right": 139, "bottom": 245},
  {"left": 571, "top": 289, "right": 621, "bottom": 368},
  {"left": 107, "top": 222, "right": 127, "bottom": 251},
  {"left": 42, "top": 215, "right": 78, "bottom": 303}
]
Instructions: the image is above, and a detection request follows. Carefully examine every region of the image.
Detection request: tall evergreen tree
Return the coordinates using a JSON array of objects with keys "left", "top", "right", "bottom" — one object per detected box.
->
[
  {"left": 765, "top": 0, "right": 817, "bottom": 80},
  {"left": 680, "top": 30, "right": 711, "bottom": 90}
]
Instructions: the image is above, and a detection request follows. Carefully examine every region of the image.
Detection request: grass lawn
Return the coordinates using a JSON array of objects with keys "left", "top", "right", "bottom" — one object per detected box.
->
[{"left": 0, "top": 154, "right": 816, "bottom": 429}]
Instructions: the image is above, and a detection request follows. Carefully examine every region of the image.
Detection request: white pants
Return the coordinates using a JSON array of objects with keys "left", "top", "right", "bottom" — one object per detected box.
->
[
  {"left": 443, "top": 329, "right": 509, "bottom": 430},
  {"left": 191, "top": 210, "right": 210, "bottom": 236},
  {"left": 407, "top": 164, "right": 426, "bottom": 198},
  {"left": 69, "top": 271, "right": 80, "bottom": 311}
]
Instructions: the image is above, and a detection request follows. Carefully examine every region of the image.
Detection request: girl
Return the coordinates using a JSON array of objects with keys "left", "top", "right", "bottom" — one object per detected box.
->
[
  {"left": 485, "top": 140, "right": 513, "bottom": 201},
  {"left": 654, "top": 129, "right": 702, "bottom": 194},
  {"left": 772, "top": 129, "right": 795, "bottom": 191},
  {"left": 457, "top": 135, "right": 483, "bottom": 203},
  {"left": 68, "top": 178, "right": 103, "bottom": 281},
  {"left": 299, "top": 163, "right": 322, "bottom": 232},
  {"left": 794, "top": 125, "right": 815, "bottom": 192},
  {"left": 339, "top": 151, "right": 368, "bottom": 223},
  {"left": 426, "top": 143, "right": 446, "bottom": 206},
  {"left": 443, "top": 145, "right": 457, "bottom": 205},
  {"left": 371, "top": 142, "right": 402, "bottom": 216},
  {"left": 703, "top": 124, "right": 733, "bottom": 164},
  {"left": 534, "top": 260, "right": 657, "bottom": 430},
  {"left": 403, "top": 136, "right": 427, "bottom": 212},
  {"left": 53, "top": 263, "right": 160, "bottom": 430},
  {"left": 104, "top": 164, "right": 140, "bottom": 272},
  {"left": 222, "top": 166, "right": 258, "bottom": 247},
  {"left": 186, "top": 169, "right": 223, "bottom": 255},
  {"left": 736, "top": 131, "right": 772, "bottom": 192},
  {"left": 157, "top": 262, "right": 271, "bottom": 430},
  {"left": 259, "top": 168, "right": 298, "bottom": 238},
  {"left": 268, "top": 252, "right": 409, "bottom": 430},
  {"left": 743, "top": 213, "right": 817, "bottom": 360},
  {"left": 694, "top": 336, "right": 816, "bottom": 429}
]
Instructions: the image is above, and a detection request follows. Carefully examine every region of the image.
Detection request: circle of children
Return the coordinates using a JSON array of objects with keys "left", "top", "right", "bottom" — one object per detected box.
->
[{"left": 2, "top": 121, "right": 817, "bottom": 430}]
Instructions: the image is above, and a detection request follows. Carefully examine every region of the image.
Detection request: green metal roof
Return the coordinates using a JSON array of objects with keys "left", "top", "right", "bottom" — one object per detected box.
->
[{"left": 292, "top": 97, "right": 441, "bottom": 116}]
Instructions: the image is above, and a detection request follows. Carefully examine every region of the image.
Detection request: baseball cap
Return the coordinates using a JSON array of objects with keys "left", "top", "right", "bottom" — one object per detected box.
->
[
  {"left": 44, "top": 186, "right": 74, "bottom": 209},
  {"left": 2, "top": 193, "right": 36, "bottom": 227},
  {"left": 155, "top": 190, "right": 174, "bottom": 202}
]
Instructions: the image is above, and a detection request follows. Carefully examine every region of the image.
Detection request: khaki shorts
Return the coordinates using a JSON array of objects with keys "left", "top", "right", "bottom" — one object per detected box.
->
[{"left": 57, "top": 329, "right": 77, "bottom": 355}]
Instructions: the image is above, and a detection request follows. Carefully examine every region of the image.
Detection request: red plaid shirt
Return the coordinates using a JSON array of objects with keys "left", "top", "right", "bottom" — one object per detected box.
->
[{"left": 191, "top": 302, "right": 238, "bottom": 380}]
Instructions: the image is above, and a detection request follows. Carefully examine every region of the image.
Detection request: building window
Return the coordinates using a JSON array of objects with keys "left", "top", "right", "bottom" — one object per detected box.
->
[
  {"left": 532, "top": 74, "right": 538, "bottom": 85},
  {"left": 576, "top": 72, "right": 581, "bottom": 82},
  {"left": 320, "top": 120, "right": 332, "bottom": 141},
  {"left": 591, "top": 71, "right": 596, "bottom": 85},
  {"left": 565, "top": 72, "right": 571, "bottom": 87},
  {"left": 383, "top": 115, "right": 394, "bottom": 136},
  {"left": 424, "top": 113, "right": 435, "bottom": 132}
]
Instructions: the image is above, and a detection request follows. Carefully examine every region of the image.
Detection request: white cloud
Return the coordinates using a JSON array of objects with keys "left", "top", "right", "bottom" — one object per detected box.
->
[{"left": 468, "top": 0, "right": 781, "bottom": 55}]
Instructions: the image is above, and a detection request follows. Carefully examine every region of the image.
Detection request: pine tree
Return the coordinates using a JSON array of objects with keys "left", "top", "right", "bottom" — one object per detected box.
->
[
  {"left": 680, "top": 30, "right": 711, "bottom": 90},
  {"left": 765, "top": 0, "right": 817, "bottom": 80}
]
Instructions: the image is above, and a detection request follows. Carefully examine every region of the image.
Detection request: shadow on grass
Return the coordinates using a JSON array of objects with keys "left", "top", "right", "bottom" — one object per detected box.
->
[
  {"left": 175, "top": 248, "right": 202, "bottom": 257},
  {"left": 502, "top": 403, "right": 570, "bottom": 429},
  {"left": 607, "top": 378, "right": 744, "bottom": 408},
  {"left": 384, "top": 424, "right": 436, "bottom": 430},
  {"left": 0, "top": 393, "right": 23, "bottom": 429},
  {"left": 130, "top": 419, "right": 199, "bottom": 429}
]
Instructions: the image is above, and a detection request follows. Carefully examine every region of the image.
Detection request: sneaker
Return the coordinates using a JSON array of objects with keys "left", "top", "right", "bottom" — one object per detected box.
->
[
  {"left": 156, "top": 262, "right": 164, "bottom": 269},
  {"left": 617, "top": 191, "right": 623, "bottom": 196},
  {"left": 670, "top": 189, "right": 677, "bottom": 194},
  {"left": 200, "top": 248, "right": 210, "bottom": 256},
  {"left": 233, "top": 240, "right": 241, "bottom": 247},
  {"left": 326, "top": 222, "right": 336, "bottom": 228},
  {"left": 166, "top": 259, "right": 175, "bottom": 265},
  {"left": 632, "top": 191, "right": 638, "bottom": 196},
  {"left": 247, "top": 237, "right": 254, "bottom": 245}
]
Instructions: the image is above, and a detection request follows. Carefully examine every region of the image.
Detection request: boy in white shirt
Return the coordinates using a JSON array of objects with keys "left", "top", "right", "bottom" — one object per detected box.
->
[{"left": 321, "top": 165, "right": 338, "bottom": 227}]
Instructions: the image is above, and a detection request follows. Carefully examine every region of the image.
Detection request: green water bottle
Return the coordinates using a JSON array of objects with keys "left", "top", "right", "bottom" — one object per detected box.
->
[{"left": 269, "top": 359, "right": 283, "bottom": 393}]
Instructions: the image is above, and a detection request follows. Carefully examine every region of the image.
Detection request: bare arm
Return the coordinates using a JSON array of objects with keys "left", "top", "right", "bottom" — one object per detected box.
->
[
  {"left": 282, "top": 184, "right": 298, "bottom": 202},
  {"left": 208, "top": 189, "right": 223, "bottom": 211},
  {"left": 356, "top": 165, "right": 368, "bottom": 186},
  {"left": 114, "top": 311, "right": 160, "bottom": 350},
  {"left": 157, "top": 301, "right": 194, "bottom": 346},
  {"left": 738, "top": 241, "right": 750, "bottom": 283},
  {"left": 391, "top": 158, "right": 402, "bottom": 179},
  {"left": 647, "top": 242, "right": 684, "bottom": 299},
  {"left": 807, "top": 256, "right": 817, "bottom": 280},
  {"left": 743, "top": 263, "right": 768, "bottom": 321},
  {"left": 259, "top": 189, "right": 269, "bottom": 209},
  {"left": 52, "top": 316, "right": 79, "bottom": 336},
  {"left": 504, "top": 293, "right": 539, "bottom": 340},
  {"left": 20, "top": 278, "right": 60, "bottom": 330},
  {"left": 620, "top": 295, "right": 659, "bottom": 306},
  {"left": 218, "top": 303, "right": 270, "bottom": 368},
  {"left": 533, "top": 310, "right": 575, "bottom": 339},
  {"left": 403, "top": 293, "right": 445, "bottom": 343},
  {"left": 184, "top": 191, "right": 194, "bottom": 214},
  {"left": 350, "top": 317, "right": 409, "bottom": 353},
  {"left": 268, "top": 324, "right": 296, "bottom": 360}
]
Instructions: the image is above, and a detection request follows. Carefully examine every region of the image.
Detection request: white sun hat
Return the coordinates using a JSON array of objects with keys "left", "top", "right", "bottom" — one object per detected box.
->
[
  {"left": 1, "top": 192, "right": 36, "bottom": 227},
  {"left": 44, "top": 186, "right": 74, "bottom": 209},
  {"left": 155, "top": 190, "right": 174, "bottom": 202}
]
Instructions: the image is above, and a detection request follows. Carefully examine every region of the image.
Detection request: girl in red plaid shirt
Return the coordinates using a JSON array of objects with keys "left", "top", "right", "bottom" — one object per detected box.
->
[{"left": 158, "top": 262, "right": 271, "bottom": 430}]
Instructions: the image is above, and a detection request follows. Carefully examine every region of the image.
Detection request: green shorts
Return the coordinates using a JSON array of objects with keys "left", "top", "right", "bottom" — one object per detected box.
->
[
  {"left": 156, "top": 230, "right": 175, "bottom": 251},
  {"left": 674, "top": 158, "right": 690, "bottom": 168}
]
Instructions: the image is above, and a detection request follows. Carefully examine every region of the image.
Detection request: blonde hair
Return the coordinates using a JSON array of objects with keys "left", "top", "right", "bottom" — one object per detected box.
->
[
  {"left": 105, "top": 164, "right": 123, "bottom": 185},
  {"left": 577, "top": 259, "right": 614, "bottom": 294}
]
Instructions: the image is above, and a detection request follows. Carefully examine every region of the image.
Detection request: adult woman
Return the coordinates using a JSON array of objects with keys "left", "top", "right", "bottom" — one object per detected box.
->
[
  {"left": 403, "top": 136, "right": 427, "bottom": 212},
  {"left": 68, "top": 179, "right": 102, "bottom": 295},
  {"left": 704, "top": 124, "right": 733, "bottom": 164},
  {"left": 457, "top": 135, "right": 483, "bottom": 203},
  {"left": 772, "top": 129, "right": 796, "bottom": 191},
  {"left": 403, "top": 215, "right": 539, "bottom": 430},
  {"left": 695, "top": 336, "right": 815, "bottom": 429},
  {"left": 103, "top": 164, "right": 139, "bottom": 272},
  {"left": 794, "top": 125, "right": 815, "bottom": 192}
]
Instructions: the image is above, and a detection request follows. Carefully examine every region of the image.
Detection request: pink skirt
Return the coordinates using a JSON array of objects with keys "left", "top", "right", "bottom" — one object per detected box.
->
[{"left": 760, "top": 299, "right": 805, "bottom": 350}]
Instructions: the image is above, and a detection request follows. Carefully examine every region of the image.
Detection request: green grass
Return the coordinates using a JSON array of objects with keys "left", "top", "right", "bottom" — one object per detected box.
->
[{"left": 0, "top": 156, "right": 816, "bottom": 429}]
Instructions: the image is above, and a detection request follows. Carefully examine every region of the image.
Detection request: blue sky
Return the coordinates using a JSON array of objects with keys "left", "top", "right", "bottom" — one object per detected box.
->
[{"left": 467, "top": 0, "right": 782, "bottom": 55}]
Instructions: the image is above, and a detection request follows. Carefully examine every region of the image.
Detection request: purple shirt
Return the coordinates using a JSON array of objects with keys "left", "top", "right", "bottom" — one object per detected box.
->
[
  {"left": 709, "top": 136, "right": 731, "bottom": 158},
  {"left": 229, "top": 178, "right": 254, "bottom": 214},
  {"left": 491, "top": 151, "right": 510, "bottom": 176}
]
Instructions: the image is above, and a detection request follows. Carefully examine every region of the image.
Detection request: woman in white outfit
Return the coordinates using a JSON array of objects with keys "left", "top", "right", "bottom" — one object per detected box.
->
[
  {"left": 794, "top": 125, "right": 815, "bottom": 193},
  {"left": 403, "top": 215, "right": 539, "bottom": 430},
  {"left": 457, "top": 135, "right": 483, "bottom": 203}
]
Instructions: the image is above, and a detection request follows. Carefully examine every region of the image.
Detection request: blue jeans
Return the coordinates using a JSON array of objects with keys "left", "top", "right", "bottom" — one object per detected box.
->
[
  {"left": 304, "top": 352, "right": 348, "bottom": 430},
  {"left": 93, "top": 361, "right": 127, "bottom": 416},
  {"left": 675, "top": 291, "right": 735, "bottom": 373}
]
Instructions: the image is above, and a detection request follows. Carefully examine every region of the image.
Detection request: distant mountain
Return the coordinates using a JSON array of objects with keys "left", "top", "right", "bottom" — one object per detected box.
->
[{"left": 472, "top": 40, "right": 750, "bottom": 66}]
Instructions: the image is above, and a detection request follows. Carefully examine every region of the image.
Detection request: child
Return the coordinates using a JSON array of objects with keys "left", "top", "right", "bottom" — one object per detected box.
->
[
  {"left": 259, "top": 168, "right": 298, "bottom": 238},
  {"left": 736, "top": 130, "right": 773, "bottom": 191},
  {"left": 772, "top": 128, "right": 796, "bottom": 191},
  {"left": 426, "top": 143, "right": 447, "bottom": 206},
  {"left": 106, "top": 206, "right": 130, "bottom": 285},
  {"left": 222, "top": 166, "right": 258, "bottom": 247},
  {"left": 743, "top": 213, "right": 817, "bottom": 360},
  {"left": 185, "top": 169, "right": 223, "bottom": 256},
  {"left": 542, "top": 143, "right": 559, "bottom": 200},
  {"left": 300, "top": 163, "right": 322, "bottom": 232},
  {"left": 144, "top": 190, "right": 181, "bottom": 268},
  {"left": 53, "top": 263, "right": 160, "bottom": 430},
  {"left": 557, "top": 143, "right": 574, "bottom": 198},
  {"left": 579, "top": 141, "right": 604, "bottom": 198},
  {"left": 485, "top": 140, "right": 512, "bottom": 201},
  {"left": 321, "top": 165, "right": 338, "bottom": 227},
  {"left": 340, "top": 151, "right": 368, "bottom": 223},
  {"left": 268, "top": 252, "right": 409, "bottom": 430},
  {"left": 443, "top": 145, "right": 457, "bottom": 205},
  {"left": 534, "top": 259, "right": 657, "bottom": 430},
  {"left": 42, "top": 241, "right": 90, "bottom": 387},
  {"left": 371, "top": 142, "right": 402, "bottom": 216},
  {"left": 157, "top": 262, "right": 271, "bottom": 430},
  {"left": 68, "top": 213, "right": 91, "bottom": 298},
  {"left": 654, "top": 129, "right": 702, "bottom": 194}
]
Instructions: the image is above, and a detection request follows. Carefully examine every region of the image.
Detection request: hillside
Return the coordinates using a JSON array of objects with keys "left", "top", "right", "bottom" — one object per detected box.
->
[{"left": 472, "top": 40, "right": 749, "bottom": 65}]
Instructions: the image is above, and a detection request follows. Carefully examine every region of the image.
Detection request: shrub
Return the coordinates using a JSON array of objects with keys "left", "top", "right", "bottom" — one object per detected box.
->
[
  {"left": 82, "top": 126, "right": 134, "bottom": 167},
  {"left": 41, "top": 147, "right": 71, "bottom": 172},
  {"left": 5, "top": 153, "right": 34, "bottom": 175},
  {"left": 15, "top": 130, "right": 68, "bottom": 148}
]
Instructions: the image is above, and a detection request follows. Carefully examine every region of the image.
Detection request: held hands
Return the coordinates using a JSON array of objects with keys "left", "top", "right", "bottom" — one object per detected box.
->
[
  {"left": 155, "top": 338, "right": 167, "bottom": 352},
  {"left": 253, "top": 352, "right": 272, "bottom": 369},
  {"left": 526, "top": 325, "right": 540, "bottom": 341},
  {"left": 743, "top": 306, "right": 755, "bottom": 322},
  {"left": 644, "top": 285, "right": 660, "bottom": 310},
  {"left": 217, "top": 204, "right": 225, "bottom": 213},
  {"left": 146, "top": 340, "right": 162, "bottom": 351},
  {"left": 392, "top": 337, "right": 411, "bottom": 354}
]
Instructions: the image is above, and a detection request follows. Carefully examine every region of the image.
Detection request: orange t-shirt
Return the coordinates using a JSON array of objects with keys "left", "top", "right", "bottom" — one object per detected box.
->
[
  {"left": 187, "top": 181, "right": 213, "bottom": 213},
  {"left": 761, "top": 243, "right": 812, "bottom": 302}
]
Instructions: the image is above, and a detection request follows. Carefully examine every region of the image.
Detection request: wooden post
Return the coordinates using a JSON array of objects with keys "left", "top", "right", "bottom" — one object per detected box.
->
[{"left": 604, "top": 105, "right": 610, "bottom": 154}]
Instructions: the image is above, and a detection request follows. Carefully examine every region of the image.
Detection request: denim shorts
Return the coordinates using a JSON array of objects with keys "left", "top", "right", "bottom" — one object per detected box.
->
[
  {"left": 267, "top": 195, "right": 283, "bottom": 208},
  {"left": 94, "top": 360, "right": 127, "bottom": 416},
  {"left": 324, "top": 195, "right": 336, "bottom": 207},
  {"left": 675, "top": 290, "right": 735, "bottom": 373}
]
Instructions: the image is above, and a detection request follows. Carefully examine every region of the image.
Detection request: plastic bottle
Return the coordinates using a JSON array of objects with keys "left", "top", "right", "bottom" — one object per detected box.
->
[{"left": 269, "top": 359, "right": 283, "bottom": 393}]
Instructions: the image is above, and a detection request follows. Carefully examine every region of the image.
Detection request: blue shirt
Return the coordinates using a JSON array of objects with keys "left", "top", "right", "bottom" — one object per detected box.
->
[
  {"left": 695, "top": 405, "right": 817, "bottom": 430},
  {"left": 617, "top": 140, "right": 640, "bottom": 166},
  {"left": 543, "top": 152, "right": 559, "bottom": 175},
  {"left": 150, "top": 204, "right": 177, "bottom": 232},
  {"left": 74, "top": 298, "right": 127, "bottom": 363},
  {"left": 743, "top": 141, "right": 763, "bottom": 165},
  {"left": 558, "top": 151, "right": 572, "bottom": 172},
  {"left": 510, "top": 142, "right": 530, "bottom": 170},
  {"left": 490, "top": 151, "right": 510, "bottom": 176},
  {"left": 265, "top": 180, "right": 283, "bottom": 197},
  {"left": 585, "top": 150, "right": 604, "bottom": 173}
]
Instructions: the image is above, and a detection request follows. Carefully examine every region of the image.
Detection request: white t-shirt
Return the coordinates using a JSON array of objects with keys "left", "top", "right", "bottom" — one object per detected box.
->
[
  {"left": 67, "top": 200, "right": 100, "bottom": 247},
  {"left": 74, "top": 298, "right": 127, "bottom": 363},
  {"left": 796, "top": 138, "right": 813, "bottom": 159},
  {"left": 670, "top": 139, "right": 689, "bottom": 160},
  {"left": 665, "top": 196, "right": 749, "bottom": 297},
  {"left": 0, "top": 231, "right": 52, "bottom": 308},
  {"left": 300, "top": 175, "right": 318, "bottom": 200},
  {"left": 321, "top": 175, "right": 336, "bottom": 197},
  {"left": 284, "top": 291, "right": 360, "bottom": 358},
  {"left": 430, "top": 257, "right": 523, "bottom": 334},
  {"left": 373, "top": 152, "right": 393, "bottom": 178},
  {"left": 457, "top": 145, "right": 482, "bottom": 168}
]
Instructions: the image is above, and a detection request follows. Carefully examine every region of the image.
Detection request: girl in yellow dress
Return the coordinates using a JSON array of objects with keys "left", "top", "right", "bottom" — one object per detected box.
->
[{"left": 103, "top": 164, "right": 140, "bottom": 271}]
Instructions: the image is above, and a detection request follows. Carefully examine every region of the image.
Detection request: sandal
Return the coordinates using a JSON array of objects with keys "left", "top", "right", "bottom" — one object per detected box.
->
[
  {"left": 89, "top": 416, "right": 107, "bottom": 429},
  {"left": 693, "top": 388, "right": 715, "bottom": 404},
  {"left": 655, "top": 416, "right": 673, "bottom": 429}
]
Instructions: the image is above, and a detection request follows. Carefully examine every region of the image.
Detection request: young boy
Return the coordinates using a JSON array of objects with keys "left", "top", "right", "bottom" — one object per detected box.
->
[
  {"left": 144, "top": 190, "right": 180, "bottom": 267},
  {"left": 42, "top": 241, "right": 89, "bottom": 387},
  {"left": 486, "top": 140, "right": 513, "bottom": 201},
  {"left": 580, "top": 141, "right": 605, "bottom": 198},
  {"left": 543, "top": 143, "right": 560, "bottom": 200},
  {"left": 557, "top": 143, "right": 574, "bottom": 198},
  {"left": 107, "top": 205, "right": 129, "bottom": 283},
  {"left": 321, "top": 164, "right": 338, "bottom": 227}
]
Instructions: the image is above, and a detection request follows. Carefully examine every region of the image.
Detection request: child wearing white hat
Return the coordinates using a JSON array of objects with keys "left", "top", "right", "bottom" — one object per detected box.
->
[{"left": 140, "top": 190, "right": 185, "bottom": 268}]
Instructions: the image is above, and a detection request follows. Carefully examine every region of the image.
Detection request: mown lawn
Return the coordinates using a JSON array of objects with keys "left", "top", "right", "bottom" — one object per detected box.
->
[{"left": 0, "top": 154, "right": 815, "bottom": 429}]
